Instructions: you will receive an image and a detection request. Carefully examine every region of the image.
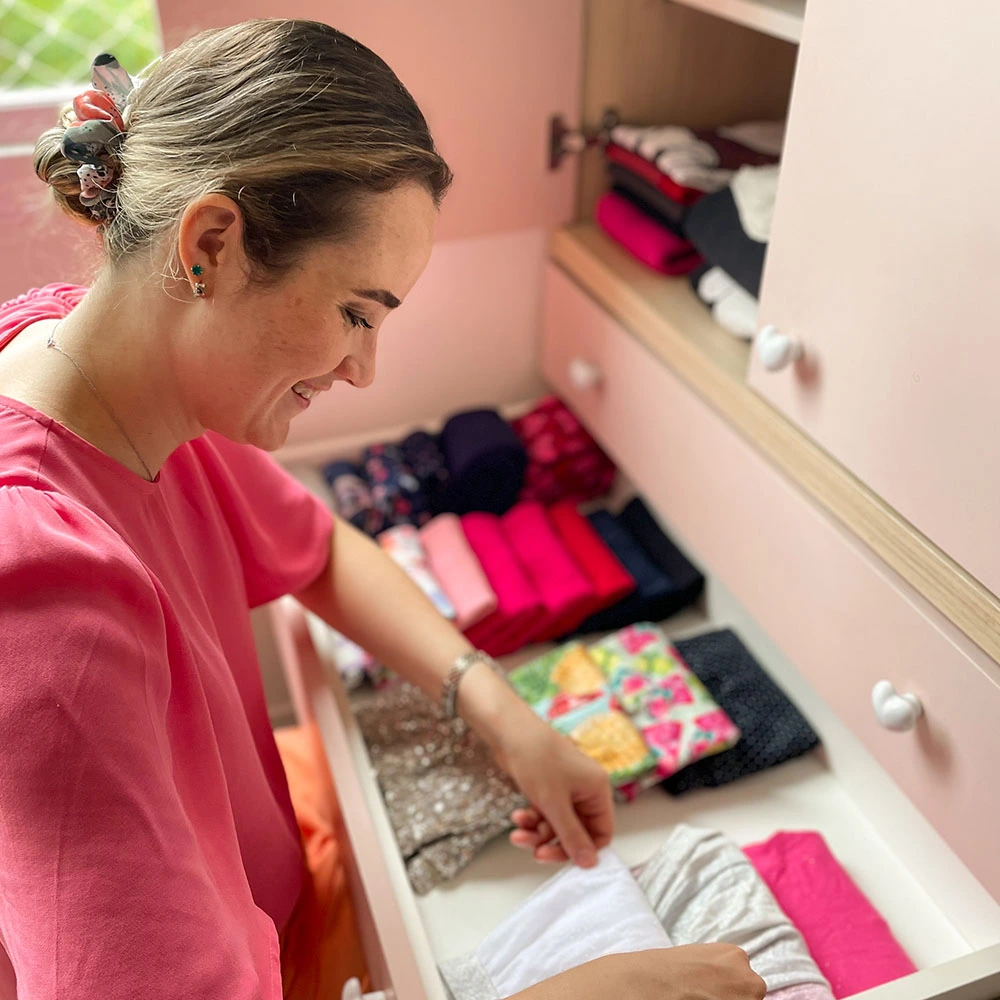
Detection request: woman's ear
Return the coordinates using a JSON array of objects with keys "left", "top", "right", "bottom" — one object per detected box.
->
[{"left": 176, "top": 193, "right": 247, "bottom": 294}]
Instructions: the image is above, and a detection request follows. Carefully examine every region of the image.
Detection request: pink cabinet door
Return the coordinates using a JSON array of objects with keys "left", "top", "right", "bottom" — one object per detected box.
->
[
  {"left": 156, "top": 0, "right": 583, "bottom": 243},
  {"left": 750, "top": 1, "right": 1000, "bottom": 596}
]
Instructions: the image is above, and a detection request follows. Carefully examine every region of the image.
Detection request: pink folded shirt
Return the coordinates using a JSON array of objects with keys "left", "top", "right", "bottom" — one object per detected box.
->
[
  {"left": 596, "top": 190, "right": 703, "bottom": 276},
  {"left": 744, "top": 832, "right": 916, "bottom": 997},
  {"left": 461, "top": 513, "right": 545, "bottom": 656},
  {"left": 420, "top": 513, "right": 498, "bottom": 631},
  {"left": 502, "top": 501, "right": 597, "bottom": 642}
]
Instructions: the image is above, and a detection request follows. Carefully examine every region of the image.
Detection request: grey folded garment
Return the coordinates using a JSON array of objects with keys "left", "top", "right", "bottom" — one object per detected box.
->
[
  {"left": 634, "top": 825, "right": 829, "bottom": 993},
  {"left": 442, "top": 824, "right": 832, "bottom": 1000},
  {"left": 353, "top": 682, "right": 525, "bottom": 895}
]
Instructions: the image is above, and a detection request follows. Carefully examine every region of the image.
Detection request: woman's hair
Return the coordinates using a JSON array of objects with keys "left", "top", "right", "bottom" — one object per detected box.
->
[{"left": 33, "top": 19, "right": 453, "bottom": 281}]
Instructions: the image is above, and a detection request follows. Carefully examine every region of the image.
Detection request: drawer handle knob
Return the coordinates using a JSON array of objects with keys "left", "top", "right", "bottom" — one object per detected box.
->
[
  {"left": 568, "top": 357, "right": 602, "bottom": 391},
  {"left": 872, "top": 680, "right": 923, "bottom": 732},
  {"left": 757, "top": 325, "right": 803, "bottom": 372},
  {"left": 342, "top": 978, "right": 391, "bottom": 1000}
]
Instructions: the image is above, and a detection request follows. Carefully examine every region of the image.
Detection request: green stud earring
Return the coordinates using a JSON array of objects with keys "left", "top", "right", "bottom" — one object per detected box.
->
[{"left": 191, "top": 264, "right": 203, "bottom": 276}]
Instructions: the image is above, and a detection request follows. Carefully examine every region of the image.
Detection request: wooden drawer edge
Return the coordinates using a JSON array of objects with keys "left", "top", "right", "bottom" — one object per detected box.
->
[
  {"left": 270, "top": 598, "right": 444, "bottom": 1000},
  {"left": 549, "top": 224, "right": 1000, "bottom": 675}
]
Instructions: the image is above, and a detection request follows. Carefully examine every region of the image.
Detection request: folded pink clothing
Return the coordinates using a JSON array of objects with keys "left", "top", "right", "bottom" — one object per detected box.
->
[
  {"left": 502, "top": 502, "right": 598, "bottom": 642},
  {"left": 461, "top": 513, "right": 545, "bottom": 657},
  {"left": 596, "top": 190, "right": 703, "bottom": 276},
  {"left": 744, "top": 832, "right": 916, "bottom": 998},
  {"left": 420, "top": 514, "right": 498, "bottom": 631}
]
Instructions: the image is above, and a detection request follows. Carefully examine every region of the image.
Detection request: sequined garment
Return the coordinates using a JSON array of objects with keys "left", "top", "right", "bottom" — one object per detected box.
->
[{"left": 353, "top": 683, "right": 526, "bottom": 895}]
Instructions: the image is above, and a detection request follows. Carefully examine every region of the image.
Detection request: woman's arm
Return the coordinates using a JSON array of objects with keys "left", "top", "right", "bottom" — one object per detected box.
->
[{"left": 294, "top": 517, "right": 613, "bottom": 866}]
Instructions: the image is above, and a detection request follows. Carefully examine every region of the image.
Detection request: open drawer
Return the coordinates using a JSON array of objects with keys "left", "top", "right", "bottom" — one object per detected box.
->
[{"left": 271, "top": 587, "right": 1000, "bottom": 1000}]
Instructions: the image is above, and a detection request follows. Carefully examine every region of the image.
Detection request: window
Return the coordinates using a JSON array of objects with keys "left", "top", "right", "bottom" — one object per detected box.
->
[{"left": 0, "top": 0, "right": 161, "bottom": 91}]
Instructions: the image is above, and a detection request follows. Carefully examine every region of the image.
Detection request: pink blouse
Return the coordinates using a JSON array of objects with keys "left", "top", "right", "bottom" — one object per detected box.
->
[{"left": 0, "top": 285, "right": 334, "bottom": 998}]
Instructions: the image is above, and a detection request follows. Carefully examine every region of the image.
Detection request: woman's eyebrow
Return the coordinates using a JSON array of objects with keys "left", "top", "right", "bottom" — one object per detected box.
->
[{"left": 352, "top": 288, "right": 401, "bottom": 309}]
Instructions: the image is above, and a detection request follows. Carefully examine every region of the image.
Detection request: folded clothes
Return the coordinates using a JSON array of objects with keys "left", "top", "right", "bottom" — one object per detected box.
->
[
  {"left": 611, "top": 122, "right": 780, "bottom": 193},
  {"left": 547, "top": 501, "right": 636, "bottom": 613},
  {"left": 362, "top": 443, "right": 431, "bottom": 530},
  {"left": 508, "top": 643, "right": 657, "bottom": 789},
  {"left": 443, "top": 825, "right": 831, "bottom": 1000},
  {"left": 378, "top": 524, "right": 456, "bottom": 620},
  {"left": 589, "top": 624, "right": 740, "bottom": 799},
  {"left": 440, "top": 849, "right": 671, "bottom": 1000},
  {"left": 596, "top": 191, "right": 703, "bottom": 276},
  {"left": 420, "top": 514, "right": 497, "bottom": 631},
  {"left": 399, "top": 430, "right": 450, "bottom": 516},
  {"left": 691, "top": 264, "right": 759, "bottom": 339},
  {"left": 511, "top": 396, "right": 616, "bottom": 506},
  {"left": 731, "top": 164, "right": 780, "bottom": 243},
  {"left": 719, "top": 120, "right": 786, "bottom": 158},
  {"left": 568, "top": 511, "right": 675, "bottom": 635},
  {"left": 461, "top": 513, "right": 545, "bottom": 656},
  {"left": 502, "top": 502, "right": 596, "bottom": 642},
  {"left": 441, "top": 410, "right": 527, "bottom": 516},
  {"left": 322, "top": 460, "right": 382, "bottom": 535},
  {"left": 354, "top": 682, "right": 525, "bottom": 896},
  {"left": 609, "top": 164, "right": 688, "bottom": 232},
  {"left": 684, "top": 186, "right": 768, "bottom": 298},
  {"left": 744, "top": 832, "right": 916, "bottom": 997},
  {"left": 637, "top": 825, "right": 832, "bottom": 994},
  {"left": 618, "top": 498, "right": 704, "bottom": 612},
  {"left": 663, "top": 629, "right": 820, "bottom": 795},
  {"left": 606, "top": 142, "right": 704, "bottom": 205}
]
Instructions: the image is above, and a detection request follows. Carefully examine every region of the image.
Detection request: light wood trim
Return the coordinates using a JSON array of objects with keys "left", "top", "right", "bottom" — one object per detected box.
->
[
  {"left": 550, "top": 222, "right": 1000, "bottom": 668},
  {"left": 669, "top": 0, "right": 805, "bottom": 44},
  {"left": 577, "top": 0, "right": 798, "bottom": 220}
]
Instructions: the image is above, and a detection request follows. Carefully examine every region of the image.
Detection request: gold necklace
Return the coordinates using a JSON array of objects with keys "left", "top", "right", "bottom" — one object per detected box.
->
[{"left": 46, "top": 321, "right": 155, "bottom": 482}]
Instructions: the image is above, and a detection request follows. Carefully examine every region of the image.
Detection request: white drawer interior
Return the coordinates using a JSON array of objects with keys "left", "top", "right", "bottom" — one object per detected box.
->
[{"left": 290, "top": 573, "right": 1000, "bottom": 1000}]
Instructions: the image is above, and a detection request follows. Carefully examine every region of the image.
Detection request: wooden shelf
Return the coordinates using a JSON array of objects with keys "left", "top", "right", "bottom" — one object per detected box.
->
[
  {"left": 669, "top": 0, "right": 805, "bottom": 44},
  {"left": 550, "top": 221, "right": 1000, "bottom": 669}
]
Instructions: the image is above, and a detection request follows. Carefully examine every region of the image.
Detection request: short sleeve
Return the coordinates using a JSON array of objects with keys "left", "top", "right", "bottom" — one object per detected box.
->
[
  {"left": 190, "top": 433, "right": 335, "bottom": 608},
  {"left": 0, "top": 488, "right": 281, "bottom": 999}
]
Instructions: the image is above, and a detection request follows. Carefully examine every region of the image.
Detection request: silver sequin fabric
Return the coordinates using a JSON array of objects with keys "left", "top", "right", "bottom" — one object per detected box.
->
[{"left": 353, "top": 682, "right": 526, "bottom": 895}]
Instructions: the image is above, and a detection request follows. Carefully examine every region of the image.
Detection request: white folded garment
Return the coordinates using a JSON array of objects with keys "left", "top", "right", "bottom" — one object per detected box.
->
[
  {"left": 440, "top": 849, "right": 671, "bottom": 1000},
  {"left": 731, "top": 164, "right": 781, "bottom": 243},
  {"left": 713, "top": 283, "right": 760, "bottom": 340},
  {"left": 719, "top": 120, "right": 786, "bottom": 157}
]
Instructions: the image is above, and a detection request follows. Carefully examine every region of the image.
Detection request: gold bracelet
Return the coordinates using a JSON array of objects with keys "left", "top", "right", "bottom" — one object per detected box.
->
[{"left": 441, "top": 650, "right": 500, "bottom": 720}]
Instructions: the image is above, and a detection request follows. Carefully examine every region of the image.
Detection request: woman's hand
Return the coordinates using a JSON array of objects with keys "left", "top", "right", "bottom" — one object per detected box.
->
[
  {"left": 457, "top": 662, "right": 614, "bottom": 867},
  {"left": 515, "top": 945, "right": 767, "bottom": 1000}
]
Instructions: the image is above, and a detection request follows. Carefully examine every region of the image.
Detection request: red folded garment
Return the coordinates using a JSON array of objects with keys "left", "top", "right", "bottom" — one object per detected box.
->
[
  {"left": 605, "top": 143, "right": 704, "bottom": 206},
  {"left": 548, "top": 501, "right": 637, "bottom": 621},
  {"left": 461, "top": 513, "right": 545, "bottom": 656},
  {"left": 596, "top": 191, "right": 703, "bottom": 276},
  {"left": 501, "top": 502, "right": 597, "bottom": 643},
  {"left": 744, "top": 832, "right": 917, "bottom": 997},
  {"left": 512, "top": 396, "right": 617, "bottom": 506}
]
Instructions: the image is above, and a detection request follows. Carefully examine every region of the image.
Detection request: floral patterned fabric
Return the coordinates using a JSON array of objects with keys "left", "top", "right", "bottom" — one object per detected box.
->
[{"left": 588, "top": 623, "right": 741, "bottom": 799}]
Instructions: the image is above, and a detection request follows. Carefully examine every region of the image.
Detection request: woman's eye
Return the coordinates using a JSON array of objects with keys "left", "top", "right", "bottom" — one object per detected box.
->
[{"left": 344, "top": 309, "right": 373, "bottom": 330}]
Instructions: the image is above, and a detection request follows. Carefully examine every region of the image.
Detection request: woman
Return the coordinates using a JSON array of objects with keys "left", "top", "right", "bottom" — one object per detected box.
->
[{"left": 0, "top": 19, "right": 764, "bottom": 1000}]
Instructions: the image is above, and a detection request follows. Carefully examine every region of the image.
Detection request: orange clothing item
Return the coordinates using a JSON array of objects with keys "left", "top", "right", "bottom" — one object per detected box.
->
[{"left": 275, "top": 724, "right": 370, "bottom": 1000}]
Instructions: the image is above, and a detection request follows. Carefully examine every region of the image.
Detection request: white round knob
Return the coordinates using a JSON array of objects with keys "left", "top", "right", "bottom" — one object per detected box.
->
[
  {"left": 568, "top": 357, "right": 602, "bottom": 391},
  {"left": 756, "top": 324, "right": 803, "bottom": 372},
  {"left": 872, "top": 680, "right": 923, "bottom": 732}
]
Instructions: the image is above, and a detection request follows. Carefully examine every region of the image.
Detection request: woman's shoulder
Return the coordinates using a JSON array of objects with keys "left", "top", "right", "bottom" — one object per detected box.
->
[
  {"left": 0, "top": 283, "right": 88, "bottom": 345},
  {"left": 0, "top": 482, "right": 152, "bottom": 591}
]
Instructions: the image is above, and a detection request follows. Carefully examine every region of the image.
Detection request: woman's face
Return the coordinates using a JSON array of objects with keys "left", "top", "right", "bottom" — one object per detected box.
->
[{"left": 194, "top": 182, "right": 437, "bottom": 450}]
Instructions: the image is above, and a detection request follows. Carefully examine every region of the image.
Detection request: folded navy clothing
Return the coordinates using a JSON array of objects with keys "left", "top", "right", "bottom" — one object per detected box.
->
[
  {"left": 619, "top": 497, "right": 704, "bottom": 612},
  {"left": 566, "top": 510, "right": 677, "bottom": 636},
  {"left": 362, "top": 442, "right": 432, "bottom": 531},
  {"left": 322, "top": 459, "right": 381, "bottom": 534},
  {"left": 683, "top": 187, "right": 767, "bottom": 298},
  {"left": 665, "top": 629, "right": 821, "bottom": 794},
  {"left": 440, "top": 409, "right": 527, "bottom": 516},
  {"left": 400, "top": 430, "right": 450, "bottom": 515}
]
